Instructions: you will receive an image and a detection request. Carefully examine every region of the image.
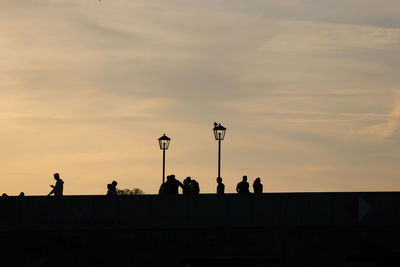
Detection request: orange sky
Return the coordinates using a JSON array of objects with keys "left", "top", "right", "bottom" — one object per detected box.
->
[{"left": 1, "top": 0, "right": 400, "bottom": 195}]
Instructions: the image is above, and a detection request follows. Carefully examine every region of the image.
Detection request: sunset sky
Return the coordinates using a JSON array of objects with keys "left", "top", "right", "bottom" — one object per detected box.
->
[{"left": 1, "top": 0, "right": 400, "bottom": 195}]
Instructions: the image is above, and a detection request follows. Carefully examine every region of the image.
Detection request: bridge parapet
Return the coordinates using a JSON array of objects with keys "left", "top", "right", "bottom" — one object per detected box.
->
[{"left": 0, "top": 192, "right": 399, "bottom": 231}]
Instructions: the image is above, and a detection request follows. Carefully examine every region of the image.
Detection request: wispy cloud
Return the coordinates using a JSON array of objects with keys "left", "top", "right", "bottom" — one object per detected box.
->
[{"left": 354, "top": 90, "right": 400, "bottom": 141}]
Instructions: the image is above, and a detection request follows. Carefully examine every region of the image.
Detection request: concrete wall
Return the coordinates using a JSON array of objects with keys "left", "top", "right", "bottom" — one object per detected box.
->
[
  {"left": 1, "top": 192, "right": 399, "bottom": 231},
  {"left": 1, "top": 192, "right": 400, "bottom": 266}
]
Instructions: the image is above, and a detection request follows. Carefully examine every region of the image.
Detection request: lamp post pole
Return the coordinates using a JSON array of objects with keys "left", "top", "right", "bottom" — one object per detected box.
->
[
  {"left": 162, "top": 144, "right": 166, "bottom": 184},
  {"left": 158, "top": 134, "right": 171, "bottom": 184},
  {"left": 218, "top": 136, "right": 221, "bottom": 178},
  {"left": 213, "top": 123, "right": 226, "bottom": 179}
]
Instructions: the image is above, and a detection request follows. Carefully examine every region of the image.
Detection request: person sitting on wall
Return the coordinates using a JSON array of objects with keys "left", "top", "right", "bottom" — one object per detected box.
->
[
  {"left": 183, "top": 177, "right": 192, "bottom": 195},
  {"left": 191, "top": 179, "right": 200, "bottom": 195},
  {"left": 236, "top": 175, "right": 250, "bottom": 194},
  {"left": 159, "top": 180, "right": 166, "bottom": 195},
  {"left": 253, "top": 177, "right": 263, "bottom": 194},
  {"left": 48, "top": 173, "right": 64, "bottom": 196},
  {"left": 164, "top": 175, "right": 184, "bottom": 195},
  {"left": 216, "top": 177, "right": 225, "bottom": 195},
  {"left": 107, "top": 180, "right": 118, "bottom": 196}
]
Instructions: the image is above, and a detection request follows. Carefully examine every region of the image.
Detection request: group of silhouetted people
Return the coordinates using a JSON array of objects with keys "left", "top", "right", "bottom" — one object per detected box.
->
[
  {"left": 159, "top": 175, "right": 201, "bottom": 195},
  {"left": 45, "top": 173, "right": 262, "bottom": 196},
  {"left": 236, "top": 175, "right": 263, "bottom": 194},
  {"left": 156, "top": 175, "right": 262, "bottom": 195},
  {"left": 2, "top": 172, "right": 264, "bottom": 197},
  {"left": 219, "top": 175, "right": 262, "bottom": 194},
  {"left": 183, "top": 176, "right": 200, "bottom": 195}
]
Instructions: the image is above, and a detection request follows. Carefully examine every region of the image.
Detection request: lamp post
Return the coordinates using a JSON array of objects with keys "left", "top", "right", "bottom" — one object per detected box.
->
[
  {"left": 158, "top": 134, "right": 171, "bottom": 184},
  {"left": 213, "top": 122, "right": 227, "bottom": 178}
]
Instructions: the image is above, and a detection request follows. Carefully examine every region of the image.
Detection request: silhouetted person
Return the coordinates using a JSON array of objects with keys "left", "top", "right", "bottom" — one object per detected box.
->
[
  {"left": 48, "top": 173, "right": 64, "bottom": 196},
  {"left": 107, "top": 183, "right": 112, "bottom": 195},
  {"left": 162, "top": 175, "right": 172, "bottom": 194},
  {"left": 253, "top": 177, "right": 263, "bottom": 194},
  {"left": 164, "top": 175, "right": 184, "bottom": 195},
  {"left": 216, "top": 177, "right": 225, "bottom": 195},
  {"left": 191, "top": 179, "right": 200, "bottom": 195},
  {"left": 1, "top": 193, "right": 8, "bottom": 198},
  {"left": 19, "top": 192, "right": 25, "bottom": 197},
  {"left": 183, "top": 177, "right": 192, "bottom": 195},
  {"left": 159, "top": 182, "right": 166, "bottom": 195},
  {"left": 107, "top": 180, "right": 118, "bottom": 196},
  {"left": 236, "top": 175, "right": 249, "bottom": 194}
]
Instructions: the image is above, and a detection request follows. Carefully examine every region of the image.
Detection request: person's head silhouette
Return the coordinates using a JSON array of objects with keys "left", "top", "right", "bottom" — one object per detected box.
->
[
  {"left": 254, "top": 177, "right": 261, "bottom": 184},
  {"left": 167, "top": 175, "right": 172, "bottom": 182},
  {"left": 54, "top": 173, "right": 60, "bottom": 181},
  {"left": 111, "top": 181, "right": 118, "bottom": 187},
  {"left": 184, "top": 177, "right": 191, "bottom": 185},
  {"left": 216, "top": 177, "right": 222, "bottom": 184},
  {"left": 242, "top": 175, "right": 247, "bottom": 182}
]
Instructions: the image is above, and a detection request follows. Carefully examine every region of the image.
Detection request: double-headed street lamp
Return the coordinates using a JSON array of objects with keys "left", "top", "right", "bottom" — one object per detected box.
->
[
  {"left": 213, "top": 122, "right": 227, "bottom": 178},
  {"left": 158, "top": 134, "right": 171, "bottom": 184}
]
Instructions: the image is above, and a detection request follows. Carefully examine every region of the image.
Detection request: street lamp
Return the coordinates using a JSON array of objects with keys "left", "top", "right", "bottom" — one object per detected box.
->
[
  {"left": 213, "top": 122, "right": 227, "bottom": 178},
  {"left": 158, "top": 134, "right": 171, "bottom": 184}
]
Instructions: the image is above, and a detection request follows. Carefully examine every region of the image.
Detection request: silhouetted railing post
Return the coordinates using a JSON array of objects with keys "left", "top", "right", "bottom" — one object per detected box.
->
[
  {"left": 213, "top": 122, "right": 226, "bottom": 179},
  {"left": 158, "top": 134, "right": 171, "bottom": 184}
]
